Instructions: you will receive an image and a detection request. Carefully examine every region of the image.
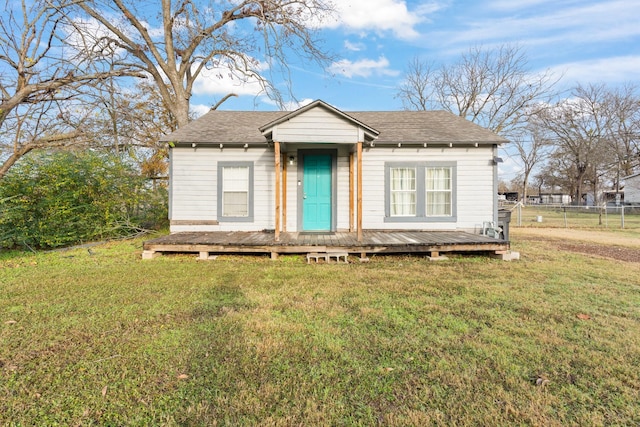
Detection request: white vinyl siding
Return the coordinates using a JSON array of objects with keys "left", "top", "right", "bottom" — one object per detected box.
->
[
  {"left": 365, "top": 147, "right": 494, "bottom": 231},
  {"left": 169, "top": 148, "right": 272, "bottom": 232},
  {"left": 169, "top": 144, "right": 497, "bottom": 234},
  {"left": 274, "top": 108, "right": 359, "bottom": 143}
]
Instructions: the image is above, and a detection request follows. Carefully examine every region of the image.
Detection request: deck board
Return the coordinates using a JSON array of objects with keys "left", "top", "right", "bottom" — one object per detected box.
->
[{"left": 143, "top": 230, "right": 508, "bottom": 257}]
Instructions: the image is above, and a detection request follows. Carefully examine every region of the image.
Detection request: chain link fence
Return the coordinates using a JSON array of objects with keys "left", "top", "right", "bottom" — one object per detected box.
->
[{"left": 500, "top": 202, "right": 640, "bottom": 230}]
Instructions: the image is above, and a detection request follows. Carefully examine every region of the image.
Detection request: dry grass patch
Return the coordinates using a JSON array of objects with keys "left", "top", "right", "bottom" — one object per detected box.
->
[{"left": 513, "top": 226, "right": 640, "bottom": 247}]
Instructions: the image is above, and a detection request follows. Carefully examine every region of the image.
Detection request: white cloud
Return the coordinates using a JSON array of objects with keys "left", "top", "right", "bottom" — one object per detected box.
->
[
  {"left": 141, "top": 20, "right": 165, "bottom": 38},
  {"left": 549, "top": 56, "right": 640, "bottom": 86},
  {"left": 488, "top": 0, "right": 555, "bottom": 12},
  {"left": 190, "top": 103, "right": 211, "bottom": 118},
  {"left": 63, "top": 15, "right": 165, "bottom": 63},
  {"left": 323, "top": 0, "right": 445, "bottom": 40},
  {"left": 328, "top": 56, "right": 400, "bottom": 79},
  {"left": 344, "top": 40, "right": 366, "bottom": 52},
  {"left": 191, "top": 61, "right": 268, "bottom": 97},
  {"left": 282, "top": 98, "right": 315, "bottom": 111},
  {"left": 439, "top": 0, "right": 640, "bottom": 49},
  {"left": 63, "top": 16, "right": 124, "bottom": 59}
]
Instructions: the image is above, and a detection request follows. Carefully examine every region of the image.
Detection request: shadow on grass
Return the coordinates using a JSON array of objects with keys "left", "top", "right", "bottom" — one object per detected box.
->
[{"left": 173, "top": 281, "right": 406, "bottom": 425}]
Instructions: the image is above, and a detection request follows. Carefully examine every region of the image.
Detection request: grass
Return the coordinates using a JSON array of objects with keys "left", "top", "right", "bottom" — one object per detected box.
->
[
  {"left": 507, "top": 204, "right": 640, "bottom": 230},
  {"left": 1, "top": 231, "right": 640, "bottom": 425}
]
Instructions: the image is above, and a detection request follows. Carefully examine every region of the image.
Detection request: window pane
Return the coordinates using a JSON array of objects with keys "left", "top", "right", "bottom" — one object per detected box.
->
[
  {"left": 223, "top": 167, "right": 249, "bottom": 191},
  {"left": 427, "top": 192, "right": 451, "bottom": 216},
  {"left": 391, "top": 191, "right": 416, "bottom": 216},
  {"left": 222, "top": 166, "right": 249, "bottom": 217},
  {"left": 391, "top": 168, "right": 416, "bottom": 191},
  {"left": 223, "top": 192, "right": 248, "bottom": 216},
  {"left": 390, "top": 167, "right": 416, "bottom": 216},
  {"left": 426, "top": 167, "right": 451, "bottom": 190}
]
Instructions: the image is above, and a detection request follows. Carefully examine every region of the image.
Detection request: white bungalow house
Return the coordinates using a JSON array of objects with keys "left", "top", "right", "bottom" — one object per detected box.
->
[
  {"left": 159, "top": 100, "right": 508, "bottom": 242},
  {"left": 623, "top": 172, "right": 640, "bottom": 204}
]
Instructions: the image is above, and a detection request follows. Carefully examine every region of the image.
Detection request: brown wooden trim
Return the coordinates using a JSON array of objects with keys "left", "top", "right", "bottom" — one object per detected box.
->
[
  {"left": 170, "top": 220, "right": 219, "bottom": 226},
  {"left": 357, "top": 141, "right": 363, "bottom": 241},
  {"left": 349, "top": 152, "right": 354, "bottom": 232},
  {"left": 274, "top": 141, "right": 281, "bottom": 241},
  {"left": 282, "top": 152, "right": 287, "bottom": 232}
]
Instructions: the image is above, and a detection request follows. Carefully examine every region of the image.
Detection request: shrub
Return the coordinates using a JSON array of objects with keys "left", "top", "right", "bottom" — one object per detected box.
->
[{"left": 0, "top": 150, "right": 166, "bottom": 249}]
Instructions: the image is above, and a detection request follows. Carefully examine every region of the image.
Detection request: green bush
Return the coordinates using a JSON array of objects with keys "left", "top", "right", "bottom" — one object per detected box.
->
[{"left": 0, "top": 150, "right": 167, "bottom": 249}]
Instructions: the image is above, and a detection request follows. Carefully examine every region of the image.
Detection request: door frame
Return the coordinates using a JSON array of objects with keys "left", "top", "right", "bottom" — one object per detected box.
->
[{"left": 297, "top": 149, "right": 338, "bottom": 232}]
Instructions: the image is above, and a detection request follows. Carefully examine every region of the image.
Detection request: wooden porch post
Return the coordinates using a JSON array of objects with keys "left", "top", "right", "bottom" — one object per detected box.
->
[
  {"left": 274, "top": 141, "right": 281, "bottom": 241},
  {"left": 282, "top": 152, "right": 287, "bottom": 232},
  {"left": 357, "top": 141, "right": 363, "bottom": 242},
  {"left": 349, "top": 152, "right": 354, "bottom": 232}
]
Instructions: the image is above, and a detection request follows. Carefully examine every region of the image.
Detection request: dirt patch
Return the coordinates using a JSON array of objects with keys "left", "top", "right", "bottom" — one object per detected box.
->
[
  {"left": 512, "top": 228, "right": 640, "bottom": 263},
  {"left": 555, "top": 241, "right": 640, "bottom": 263}
]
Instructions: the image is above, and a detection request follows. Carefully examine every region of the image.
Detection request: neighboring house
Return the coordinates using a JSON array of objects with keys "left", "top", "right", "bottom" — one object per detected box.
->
[
  {"left": 623, "top": 172, "right": 640, "bottom": 204},
  {"left": 160, "top": 100, "right": 508, "bottom": 240},
  {"left": 531, "top": 193, "right": 573, "bottom": 205}
]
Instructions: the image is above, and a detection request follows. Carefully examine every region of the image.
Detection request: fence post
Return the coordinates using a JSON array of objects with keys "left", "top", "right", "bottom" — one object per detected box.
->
[
  {"left": 517, "top": 202, "right": 522, "bottom": 226},
  {"left": 621, "top": 204, "right": 625, "bottom": 229},
  {"left": 563, "top": 206, "right": 568, "bottom": 228}
]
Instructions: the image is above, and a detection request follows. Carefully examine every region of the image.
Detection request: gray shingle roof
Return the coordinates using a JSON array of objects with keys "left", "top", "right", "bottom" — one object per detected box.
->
[{"left": 160, "top": 106, "right": 508, "bottom": 145}]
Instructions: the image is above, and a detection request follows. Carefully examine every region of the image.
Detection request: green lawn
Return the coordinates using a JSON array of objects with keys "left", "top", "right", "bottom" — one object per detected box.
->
[
  {"left": 506, "top": 204, "right": 640, "bottom": 230},
  {"left": 1, "top": 232, "right": 639, "bottom": 425}
]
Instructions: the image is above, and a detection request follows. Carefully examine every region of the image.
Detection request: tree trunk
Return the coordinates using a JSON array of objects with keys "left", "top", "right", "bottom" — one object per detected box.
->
[
  {"left": 165, "top": 77, "right": 192, "bottom": 128},
  {"left": 0, "top": 145, "right": 33, "bottom": 180},
  {"left": 522, "top": 169, "right": 531, "bottom": 205},
  {"left": 174, "top": 95, "right": 191, "bottom": 128}
]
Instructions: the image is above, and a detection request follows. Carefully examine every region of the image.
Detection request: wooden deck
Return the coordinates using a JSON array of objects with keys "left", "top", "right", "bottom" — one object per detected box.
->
[{"left": 142, "top": 230, "right": 510, "bottom": 260}]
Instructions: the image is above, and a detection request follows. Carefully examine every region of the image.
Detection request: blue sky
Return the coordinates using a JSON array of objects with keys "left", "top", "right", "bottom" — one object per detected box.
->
[{"left": 191, "top": 0, "right": 640, "bottom": 114}]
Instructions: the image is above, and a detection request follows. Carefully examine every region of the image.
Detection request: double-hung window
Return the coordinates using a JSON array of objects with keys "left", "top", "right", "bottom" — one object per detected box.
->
[
  {"left": 218, "top": 162, "right": 254, "bottom": 222},
  {"left": 390, "top": 167, "right": 416, "bottom": 216},
  {"left": 426, "top": 167, "right": 452, "bottom": 216},
  {"left": 385, "top": 162, "right": 456, "bottom": 222}
]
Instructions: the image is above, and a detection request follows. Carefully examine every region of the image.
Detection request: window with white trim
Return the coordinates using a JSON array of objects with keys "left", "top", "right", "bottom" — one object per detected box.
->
[
  {"left": 385, "top": 162, "right": 456, "bottom": 222},
  {"left": 217, "top": 162, "right": 254, "bottom": 222}
]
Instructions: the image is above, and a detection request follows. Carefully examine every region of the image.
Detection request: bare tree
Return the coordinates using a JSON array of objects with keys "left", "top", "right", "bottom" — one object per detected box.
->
[
  {"left": 397, "top": 57, "right": 436, "bottom": 111},
  {"left": 397, "top": 44, "right": 558, "bottom": 137},
  {"left": 536, "top": 153, "right": 579, "bottom": 200},
  {"left": 536, "top": 84, "right": 616, "bottom": 204},
  {"left": 511, "top": 123, "right": 551, "bottom": 204},
  {"left": 602, "top": 83, "right": 640, "bottom": 189},
  {"left": 0, "top": 0, "right": 140, "bottom": 178},
  {"left": 75, "top": 0, "right": 335, "bottom": 128},
  {"left": 0, "top": 101, "right": 82, "bottom": 178}
]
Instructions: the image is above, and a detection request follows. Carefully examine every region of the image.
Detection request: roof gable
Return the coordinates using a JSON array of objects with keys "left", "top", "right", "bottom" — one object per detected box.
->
[{"left": 259, "top": 100, "right": 379, "bottom": 143}]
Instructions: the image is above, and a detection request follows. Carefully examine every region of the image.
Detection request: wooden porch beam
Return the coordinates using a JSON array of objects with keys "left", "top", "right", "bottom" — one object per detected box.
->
[
  {"left": 274, "top": 141, "right": 281, "bottom": 241},
  {"left": 357, "top": 141, "right": 363, "bottom": 242}
]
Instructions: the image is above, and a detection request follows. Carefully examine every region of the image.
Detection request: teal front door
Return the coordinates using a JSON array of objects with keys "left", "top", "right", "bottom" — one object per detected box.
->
[{"left": 303, "top": 154, "right": 332, "bottom": 231}]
